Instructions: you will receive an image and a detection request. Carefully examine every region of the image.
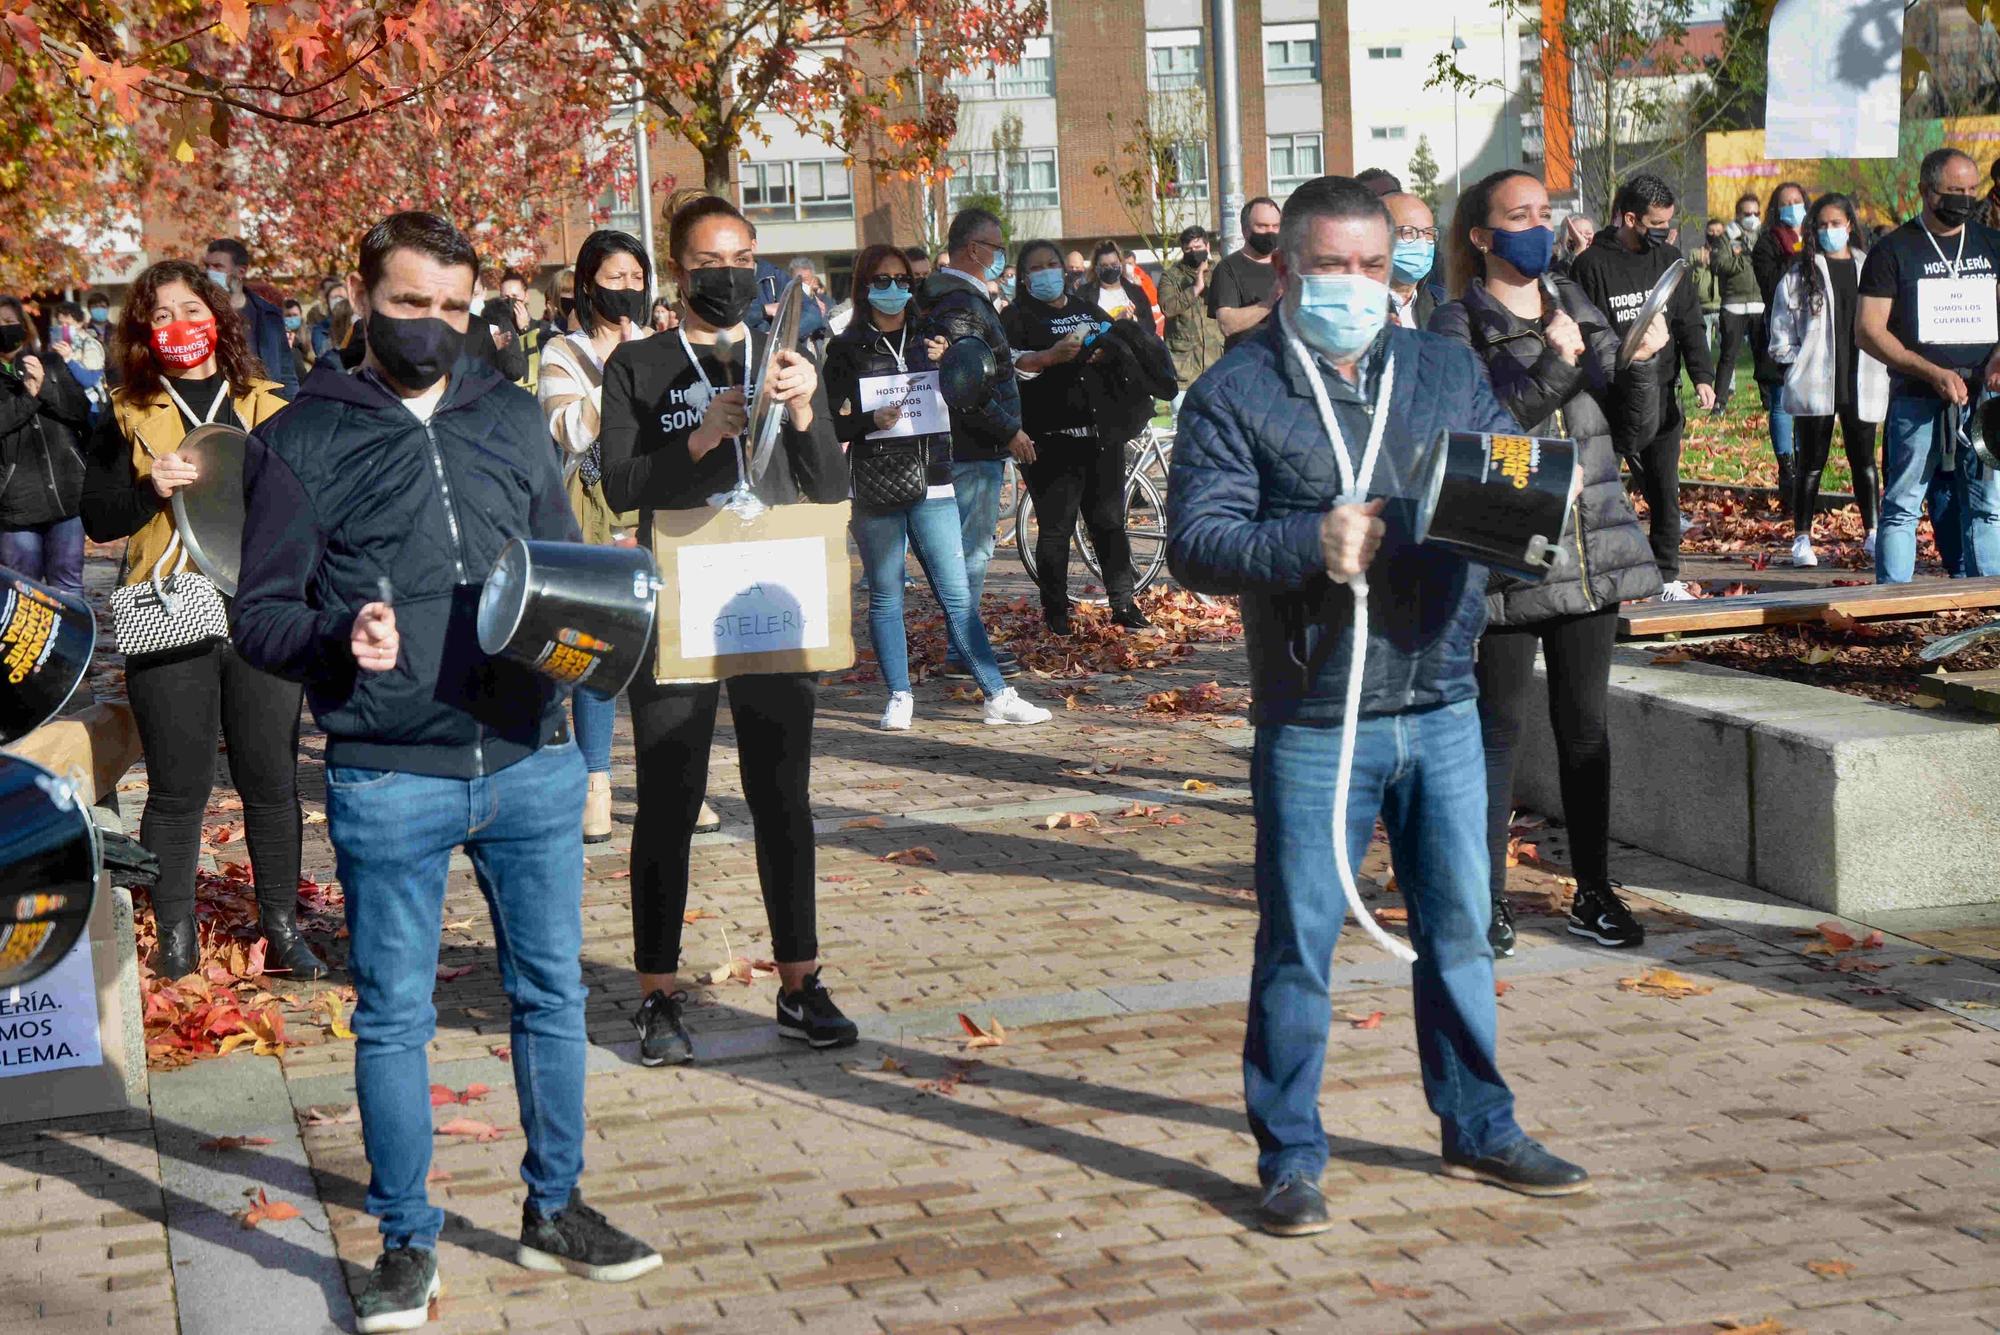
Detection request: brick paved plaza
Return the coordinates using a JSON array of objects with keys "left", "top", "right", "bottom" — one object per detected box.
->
[{"left": 6, "top": 564, "right": 2000, "bottom": 1335}]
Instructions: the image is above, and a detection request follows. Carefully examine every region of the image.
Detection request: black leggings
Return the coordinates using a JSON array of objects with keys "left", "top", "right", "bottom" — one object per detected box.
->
[
  {"left": 627, "top": 672, "right": 818, "bottom": 974},
  {"left": 1623, "top": 422, "right": 1684, "bottom": 580},
  {"left": 1792, "top": 409, "right": 1879, "bottom": 535},
  {"left": 1024, "top": 435, "right": 1136, "bottom": 612},
  {"left": 1475, "top": 608, "right": 1619, "bottom": 900},
  {"left": 125, "top": 639, "right": 304, "bottom": 924}
]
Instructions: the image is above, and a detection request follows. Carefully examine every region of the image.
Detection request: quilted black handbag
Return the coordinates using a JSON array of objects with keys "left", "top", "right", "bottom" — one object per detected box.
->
[{"left": 850, "top": 438, "right": 929, "bottom": 511}]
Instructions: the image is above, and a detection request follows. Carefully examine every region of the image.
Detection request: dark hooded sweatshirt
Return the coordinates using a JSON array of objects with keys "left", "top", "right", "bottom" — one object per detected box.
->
[{"left": 1568, "top": 229, "right": 1715, "bottom": 436}]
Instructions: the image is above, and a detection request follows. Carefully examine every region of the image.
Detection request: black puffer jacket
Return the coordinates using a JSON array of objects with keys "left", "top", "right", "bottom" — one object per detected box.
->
[
  {"left": 0, "top": 352, "right": 91, "bottom": 528},
  {"left": 1428, "top": 276, "right": 1664, "bottom": 623},
  {"left": 912, "top": 271, "right": 1021, "bottom": 462}
]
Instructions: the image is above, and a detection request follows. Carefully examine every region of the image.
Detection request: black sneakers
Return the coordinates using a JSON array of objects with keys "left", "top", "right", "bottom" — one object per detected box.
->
[
  {"left": 1109, "top": 603, "right": 1153, "bottom": 630},
  {"left": 1442, "top": 1138, "right": 1592, "bottom": 1197},
  {"left": 634, "top": 990, "right": 693, "bottom": 1067},
  {"left": 1045, "top": 606, "right": 1074, "bottom": 636},
  {"left": 1489, "top": 897, "right": 1517, "bottom": 958},
  {"left": 1255, "top": 1173, "right": 1332, "bottom": 1236},
  {"left": 1567, "top": 884, "right": 1645, "bottom": 948},
  {"left": 776, "top": 970, "right": 859, "bottom": 1048},
  {"left": 353, "top": 1245, "right": 440, "bottom": 1333},
  {"left": 517, "top": 1194, "right": 663, "bottom": 1282}
]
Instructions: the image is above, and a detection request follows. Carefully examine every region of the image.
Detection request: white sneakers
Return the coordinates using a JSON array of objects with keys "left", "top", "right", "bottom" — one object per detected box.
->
[
  {"left": 983, "top": 688, "right": 1052, "bottom": 726},
  {"left": 879, "top": 692, "right": 915, "bottom": 731},
  {"left": 1864, "top": 529, "right": 1878, "bottom": 561},
  {"left": 1657, "top": 580, "right": 1699, "bottom": 602},
  {"left": 1791, "top": 533, "right": 1818, "bottom": 568}
]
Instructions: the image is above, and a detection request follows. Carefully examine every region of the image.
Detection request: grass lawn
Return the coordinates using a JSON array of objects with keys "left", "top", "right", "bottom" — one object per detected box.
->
[{"left": 1677, "top": 350, "right": 1858, "bottom": 493}]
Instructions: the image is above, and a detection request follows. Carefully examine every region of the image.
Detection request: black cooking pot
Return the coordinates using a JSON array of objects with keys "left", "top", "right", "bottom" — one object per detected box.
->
[
  {"left": 0, "top": 567, "right": 96, "bottom": 745},
  {"left": 0, "top": 753, "right": 100, "bottom": 990},
  {"left": 1414, "top": 430, "right": 1581, "bottom": 581},
  {"left": 475, "top": 540, "right": 659, "bottom": 697}
]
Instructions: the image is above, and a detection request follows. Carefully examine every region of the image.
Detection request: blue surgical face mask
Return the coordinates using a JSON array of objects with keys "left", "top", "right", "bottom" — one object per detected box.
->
[
  {"left": 866, "top": 285, "right": 913, "bottom": 316},
  {"left": 1778, "top": 201, "right": 1807, "bottom": 228},
  {"left": 1391, "top": 239, "right": 1435, "bottom": 286},
  {"left": 206, "top": 267, "right": 231, "bottom": 290},
  {"left": 1000, "top": 275, "right": 1016, "bottom": 299},
  {"left": 983, "top": 246, "right": 1008, "bottom": 281},
  {"left": 1487, "top": 224, "right": 1556, "bottom": 280},
  {"left": 1290, "top": 272, "right": 1389, "bottom": 362},
  {"left": 283, "top": 314, "right": 303, "bottom": 332},
  {"left": 1817, "top": 225, "right": 1850, "bottom": 254},
  {"left": 1026, "top": 268, "right": 1066, "bottom": 302}
]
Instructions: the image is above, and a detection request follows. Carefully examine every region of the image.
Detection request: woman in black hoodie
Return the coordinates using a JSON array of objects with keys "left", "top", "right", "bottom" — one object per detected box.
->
[
  {"left": 1430, "top": 169, "right": 1669, "bottom": 958},
  {"left": 0, "top": 295, "right": 91, "bottom": 595}
]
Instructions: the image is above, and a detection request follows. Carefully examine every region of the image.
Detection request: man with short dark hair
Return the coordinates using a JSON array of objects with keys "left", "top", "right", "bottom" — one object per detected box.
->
[
  {"left": 1569, "top": 172, "right": 1716, "bottom": 599},
  {"left": 1707, "top": 192, "right": 1766, "bottom": 411},
  {"left": 1355, "top": 166, "right": 1402, "bottom": 197},
  {"left": 204, "top": 237, "right": 299, "bottom": 396},
  {"left": 234, "top": 210, "right": 661, "bottom": 1333},
  {"left": 915, "top": 206, "right": 1033, "bottom": 677},
  {"left": 1158, "top": 224, "right": 1221, "bottom": 399},
  {"left": 1859, "top": 146, "right": 2000, "bottom": 582},
  {"left": 280, "top": 295, "right": 308, "bottom": 382},
  {"left": 903, "top": 245, "right": 932, "bottom": 283},
  {"left": 1209, "top": 196, "right": 1283, "bottom": 349},
  {"left": 1170, "top": 174, "right": 1588, "bottom": 1239}
]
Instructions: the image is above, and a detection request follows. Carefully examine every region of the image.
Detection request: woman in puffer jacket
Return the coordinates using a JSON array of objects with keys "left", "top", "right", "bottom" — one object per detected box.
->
[
  {"left": 1767, "top": 192, "right": 1887, "bottom": 568},
  {"left": 1429, "top": 169, "right": 1669, "bottom": 960}
]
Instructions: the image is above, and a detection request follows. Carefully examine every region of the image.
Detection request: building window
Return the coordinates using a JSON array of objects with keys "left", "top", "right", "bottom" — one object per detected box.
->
[
  {"left": 947, "top": 36, "right": 1054, "bottom": 100},
  {"left": 947, "top": 146, "right": 1060, "bottom": 211},
  {"left": 1366, "top": 46, "right": 1403, "bottom": 60},
  {"left": 1267, "top": 132, "right": 1323, "bottom": 199},
  {"left": 740, "top": 159, "right": 853, "bottom": 222},
  {"left": 1264, "top": 23, "right": 1320, "bottom": 84},
  {"left": 1147, "top": 29, "right": 1204, "bottom": 92},
  {"left": 1369, "top": 126, "right": 1407, "bottom": 141},
  {"left": 1164, "top": 140, "right": 1209, "bottom": 202}
]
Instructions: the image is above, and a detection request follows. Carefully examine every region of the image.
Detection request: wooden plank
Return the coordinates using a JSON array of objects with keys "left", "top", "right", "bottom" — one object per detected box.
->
[{"left": 1619, "top": 576, "right": 2000, "bottom": 638}]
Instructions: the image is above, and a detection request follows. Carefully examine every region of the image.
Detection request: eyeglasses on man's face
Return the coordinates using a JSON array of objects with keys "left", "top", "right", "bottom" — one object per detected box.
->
[{"left": 1393, "top": 225, "right": 1440, "bottom": 244}]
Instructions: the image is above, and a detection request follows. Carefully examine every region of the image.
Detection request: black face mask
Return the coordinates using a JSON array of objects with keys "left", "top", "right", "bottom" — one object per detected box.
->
[
  {"left": 591, "top": 286, "right": 649, "bottom": 328},
  {"left": 1097, "top": 263, "right": 1123, "bottom": 284},
  {"left": 1705, "top": 233, "right": 1726, "bottom": 248},
  {"left": 558, "top": 296, "right": 576, "bottom": 323},
  {"left": 1934, "top": 192, "right": 1979, "bottom": 228},
  {"left": 367, "top": 313, "right": 464, "bottom": 391},
  {"left": 1244, "top": 231, "right": 1278, "bottom": 257},
  {"left": 1183, "top": 249, "right": 1209, "bottom": 268},
  {"left": 1644, "top": 226, "right": 1673, "bottom": 246},
  {"left": 0, "top": 324, "right": 24, "bottom": 356},
  {"left": 684, "top": 266, "right": 760, "bottom": 327}
]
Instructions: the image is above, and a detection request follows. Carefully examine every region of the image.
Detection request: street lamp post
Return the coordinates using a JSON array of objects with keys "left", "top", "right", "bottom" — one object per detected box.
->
[
  {"left": 1451, "top": 20, "right": 1468, "bottom": 197},
  {"left": 1211, "top": 0, "right": 1245, "bottom": 254},
  {"left": 632, "top": 107, "right": 656, "bottom": 279}
]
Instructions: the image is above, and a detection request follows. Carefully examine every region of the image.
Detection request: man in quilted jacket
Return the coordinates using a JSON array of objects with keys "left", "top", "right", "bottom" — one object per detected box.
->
[{"left": 1167, "top": 175, "right": 1592, "bottom": 1238}]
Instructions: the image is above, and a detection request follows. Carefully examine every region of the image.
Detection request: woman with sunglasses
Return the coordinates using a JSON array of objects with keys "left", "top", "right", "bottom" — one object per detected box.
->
[{"left": 823, "top": 246, "right": 1050, "bottom": 731}]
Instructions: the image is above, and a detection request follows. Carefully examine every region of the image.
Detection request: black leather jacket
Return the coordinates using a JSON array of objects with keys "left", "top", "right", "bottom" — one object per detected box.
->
[{"left": 912, "top": 271, "right": 1020, "bottom": 462}]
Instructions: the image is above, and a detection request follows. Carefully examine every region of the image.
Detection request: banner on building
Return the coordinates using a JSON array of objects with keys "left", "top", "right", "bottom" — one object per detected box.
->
[{"left": 1764, "top": 0, "right": 1904, "bottom": 159}]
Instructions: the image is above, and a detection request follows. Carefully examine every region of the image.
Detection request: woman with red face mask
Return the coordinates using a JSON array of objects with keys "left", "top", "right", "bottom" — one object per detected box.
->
[{"left": 80, "top": 259, "right": 323, "bottom": 983}]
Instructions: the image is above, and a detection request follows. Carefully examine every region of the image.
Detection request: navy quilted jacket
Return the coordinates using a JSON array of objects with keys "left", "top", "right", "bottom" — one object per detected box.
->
[{"left": 1167, "top": 319, "right": 1516, "bottom": 725}]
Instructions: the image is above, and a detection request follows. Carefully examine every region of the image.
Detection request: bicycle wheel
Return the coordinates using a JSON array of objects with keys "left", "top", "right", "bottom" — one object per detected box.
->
[
  {"left": 1122, "top": 470, "right": 1168, "bottom": 596},
  {"left": 1014, "top": 485, "right": 1039, "bottom": 582}
]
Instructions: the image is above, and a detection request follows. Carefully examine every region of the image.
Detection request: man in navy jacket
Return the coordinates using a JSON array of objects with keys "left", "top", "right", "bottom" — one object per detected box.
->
[
  {"left": 1168, "top": 176, "right": 1591, "bottom": 1237},
  {"left": 202, "top": 238, "right": 299, "bottom": 397},
  {"left": 233, "top": 211, "right": 659, "bottom": 1333}
]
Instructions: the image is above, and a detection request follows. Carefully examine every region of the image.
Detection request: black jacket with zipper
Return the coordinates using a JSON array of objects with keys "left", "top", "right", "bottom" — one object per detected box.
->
[
  {"left": 232, "top": 360, "right": 579, "bottom": 779},
  {"left": 1429, "top": 275, "right": 1664, "bottom": 624},
  {"left": 821, "top": 317, "right": 954, "bottom": 512},
  {"left": 0, "top": 353, "right": 91, "bottom": 528},
  {"left": 912, "top": 271, "right": 1021, "bottom": 462}
]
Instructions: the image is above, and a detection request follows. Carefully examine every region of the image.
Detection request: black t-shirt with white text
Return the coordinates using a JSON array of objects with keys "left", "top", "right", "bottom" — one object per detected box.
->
[
  {"left": 1206, "top": 251, "right": 1279, "bottom": 349},
  {"left": 1858, "top": 216, "right": 2000, "bottom": 397},
  {"left": 1001, "top": 295, "right": 1106, "bottom": 439}
]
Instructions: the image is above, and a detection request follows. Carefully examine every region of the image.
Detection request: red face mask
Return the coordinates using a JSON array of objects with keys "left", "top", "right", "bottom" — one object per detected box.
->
[{"left": 151, "top": 319, "right": 216, "bottom": 370}]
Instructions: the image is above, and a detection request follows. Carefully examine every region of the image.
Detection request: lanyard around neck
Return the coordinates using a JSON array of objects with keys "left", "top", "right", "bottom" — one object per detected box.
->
[
  {"left": 1924, "top": 220, "right": 1970, "bottom": 280},
  {"left": 677, "top": 325, "right": 757, "bottom": 406},
  {"left": 877, "top": 324, "right": 910, "bottom": 373},
  {"left": 161, "top": 377, "right": 229, "bottom": 431}
]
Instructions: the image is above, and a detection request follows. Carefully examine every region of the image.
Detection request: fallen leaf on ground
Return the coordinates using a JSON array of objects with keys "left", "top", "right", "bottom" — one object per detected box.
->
[
  {"left": 1800, "top": 646, "right": 1838, "bottom": 666},
  {"left": 1860, "top": 930, "right": 1884, "bottom": 949},
  {"left": 429, "top": 1083, "right": 491, "bottom": 1107},
  {"left": 489, "top": 1044, "right": 511, "bottom": 1060},
  {"left": 441, "top": 918, "right": 474, "bottom": 932},
  {"left": 1821, "top": 608, "right": 1861, "bottom": 631},
  {"left": 1373, "top": 907, "right": 1409, "bottom": 924},
  {"left": 1118, "top": 802, "right": 1163, "bottom": 819},
  {"left": 946, "top": 685, "right": 980, "bottom": 702},
  {"left": 205, "top": 823, "right": 246, "bottom": 846},
  {"left": 427, "top": 1168, "right": 452, "bottom": 1183},
  {"left": 1181, "top": 778, "right": 1216, "bottom": 792},
  {"left": 878, "top": 1055, "right": 909, "bottom": 1074},
  {"left": 1959, "top": 999, "right": 1999, "bottom": 1010},
  {"left": 1805, "top": 1258, "right": 1855, "bottom": 1278},
  {"left": 1039, "top": 811, "right": 1100, "bottom": 830},
  {"left": 1343, "top": 1010, "right": 1386, "bottom": 1030},
  {"left": 843, "top": 816, "right": 887, "bottom": 830},
  {"left": 1152, "top": 812, "right": 1188, "bottom": 826},
  {"left": 1363, "top": 1275, "right": 1431, "bottom": 1300},
  {"left": 238, "top": 1188, "right": 302, "bottom": 1229},
  {"left": 881, "top": 846, "right": 939, "bottom": 865},
  {"left": 957, "top": 1013, "right": 1006, "bottom": 1049},
  {"left": 922, "top": 1059, "right": 980, "bottom": 1096},
  {"left": 1713, "top": 1320, "right": 1791, "bottom": 1335},
  {"left": 199, "top": 1135, "right": 275, "bottom": 1152},
  {"left": 1815, "top": 921, "right": 1857, "bottom": 950},
  {"left": 317, "top": 992, "right": 355, "bottom": 1040},
  {"left": 436, "top": 1117, "right": 505, "bottom": 1142},
  {"left": 1619, "top": 969, "right": 1715, "bottom": 999},
  {"left": 705, "top": 957, "right": 778, "bottom": 986},
  {"left": 303, "top": 810, "right": 327, "bottom": 826},
  {"left": 302, "top": 1104, "right": 359, "bottom": 1126},
  {"left": 1912, "top": 955, "right": 1954, "bottom": 966},
  {"left": 435, "top": 964, "right": 474, "bottom": 982},
  {"left": 1650, "top": 649, "right": 1692, "bottom": 665},
  {"left": 1494, "top": 981, "right": 1513, "bottom": 997}
]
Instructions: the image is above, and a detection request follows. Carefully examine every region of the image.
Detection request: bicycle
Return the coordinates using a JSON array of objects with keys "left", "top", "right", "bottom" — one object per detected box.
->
[{"left": 1008, "top": 423, "right": 1174, "bottom": 602}]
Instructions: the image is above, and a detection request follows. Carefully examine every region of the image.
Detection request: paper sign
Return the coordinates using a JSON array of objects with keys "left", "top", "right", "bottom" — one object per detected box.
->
[
  {"left": 1918, "top": 276, "right": 2000, "bottom": 346},
  {"left": 0, "top": 934, "right": 102, "bottom": 1078},
  {"left": 859, "top": 371, "right": 949, "bottom": 440},
  {"left": 677, "top": 537, "right": 832, "bottom": 659}
]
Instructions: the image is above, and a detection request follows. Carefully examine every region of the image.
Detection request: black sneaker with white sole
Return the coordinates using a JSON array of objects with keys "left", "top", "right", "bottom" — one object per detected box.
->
[
  {"left": 517, "top": 1194, "right": 662, "bottom": 1282},
  {"left": 633, "top": 989, "right": 693, "bottom": 1067},
  {"left": 776, "top": 970, "right": 860, "bottom": 1048},
  {"left": 1567, "top": 884, "right": 1645, "bottom": 948},
  {"left": 353, "top": 1246, "right": 440, "bottom": 1333}
]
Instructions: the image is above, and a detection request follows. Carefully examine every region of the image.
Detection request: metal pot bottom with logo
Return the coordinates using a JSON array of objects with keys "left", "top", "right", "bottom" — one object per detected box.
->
[
  {"left": 0, "top": 567, "right": 97, "bottom": 745},
  {"left": 1414, "top": 431, "right": 1581, "bottom": 581},
  {"left": 0, "top": 754, "right": 100, "bottom": 990},
  {"left": 476, "top": 540, "right": 659, "bottom": 697}
]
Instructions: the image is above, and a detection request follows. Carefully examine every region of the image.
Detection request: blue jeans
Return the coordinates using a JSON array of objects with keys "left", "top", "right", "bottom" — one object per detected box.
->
[
  {"left": 1877, "top": 394, "right": 2000, "bottom": 583},
  {"left": 1758, "top": 382, "right": 1794, "bottom": 462},
  {"left": 327, "top": 741, "right": 589, "bottom": 1250},
  {"left": 951, "top": 459, "right": 1007, "bottom": 613},
  {"left": 572, "top": 688, "right": 614, "bottom": 774},
  {"left": 0, "top": 515, "right": 84, "bottom": 596},
  {"left": 1247, "top": 700, "right": 1520, "bottom": 1185},
  {"left": 852, "top": 496, "right": 1006, "bottom": 697}
]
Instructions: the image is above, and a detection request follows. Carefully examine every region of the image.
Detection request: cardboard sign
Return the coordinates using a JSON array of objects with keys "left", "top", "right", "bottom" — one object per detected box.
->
[
  {"left": 650, "top": 501, "right": 855, "bottom": 681},
  {"left": 859, "top": 371, "right": 950, "bottom": 440},
  {"left": 1918, "top": 276, "right": 2000, "bottom": 346},
  {"left": 0, "top": 932, "right": 102, "bottom": 1078}
]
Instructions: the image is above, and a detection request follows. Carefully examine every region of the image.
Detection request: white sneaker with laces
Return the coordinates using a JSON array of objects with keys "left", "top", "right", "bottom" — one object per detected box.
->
[
  {"left": 1791, "top": 533, "right": 1817, "bottom": 568},
  {"left": 983, "top": 687, "right": 1052, "bottom": 726},
  {"left": 1864, "top": 528, "right": 1878, "bottom": 561},
  {"left": 879, "top": 692, "right": 914, "bottom": 731},
  {"left": 1657, "top": 580, "right": 1699, "bottom": 602}
]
